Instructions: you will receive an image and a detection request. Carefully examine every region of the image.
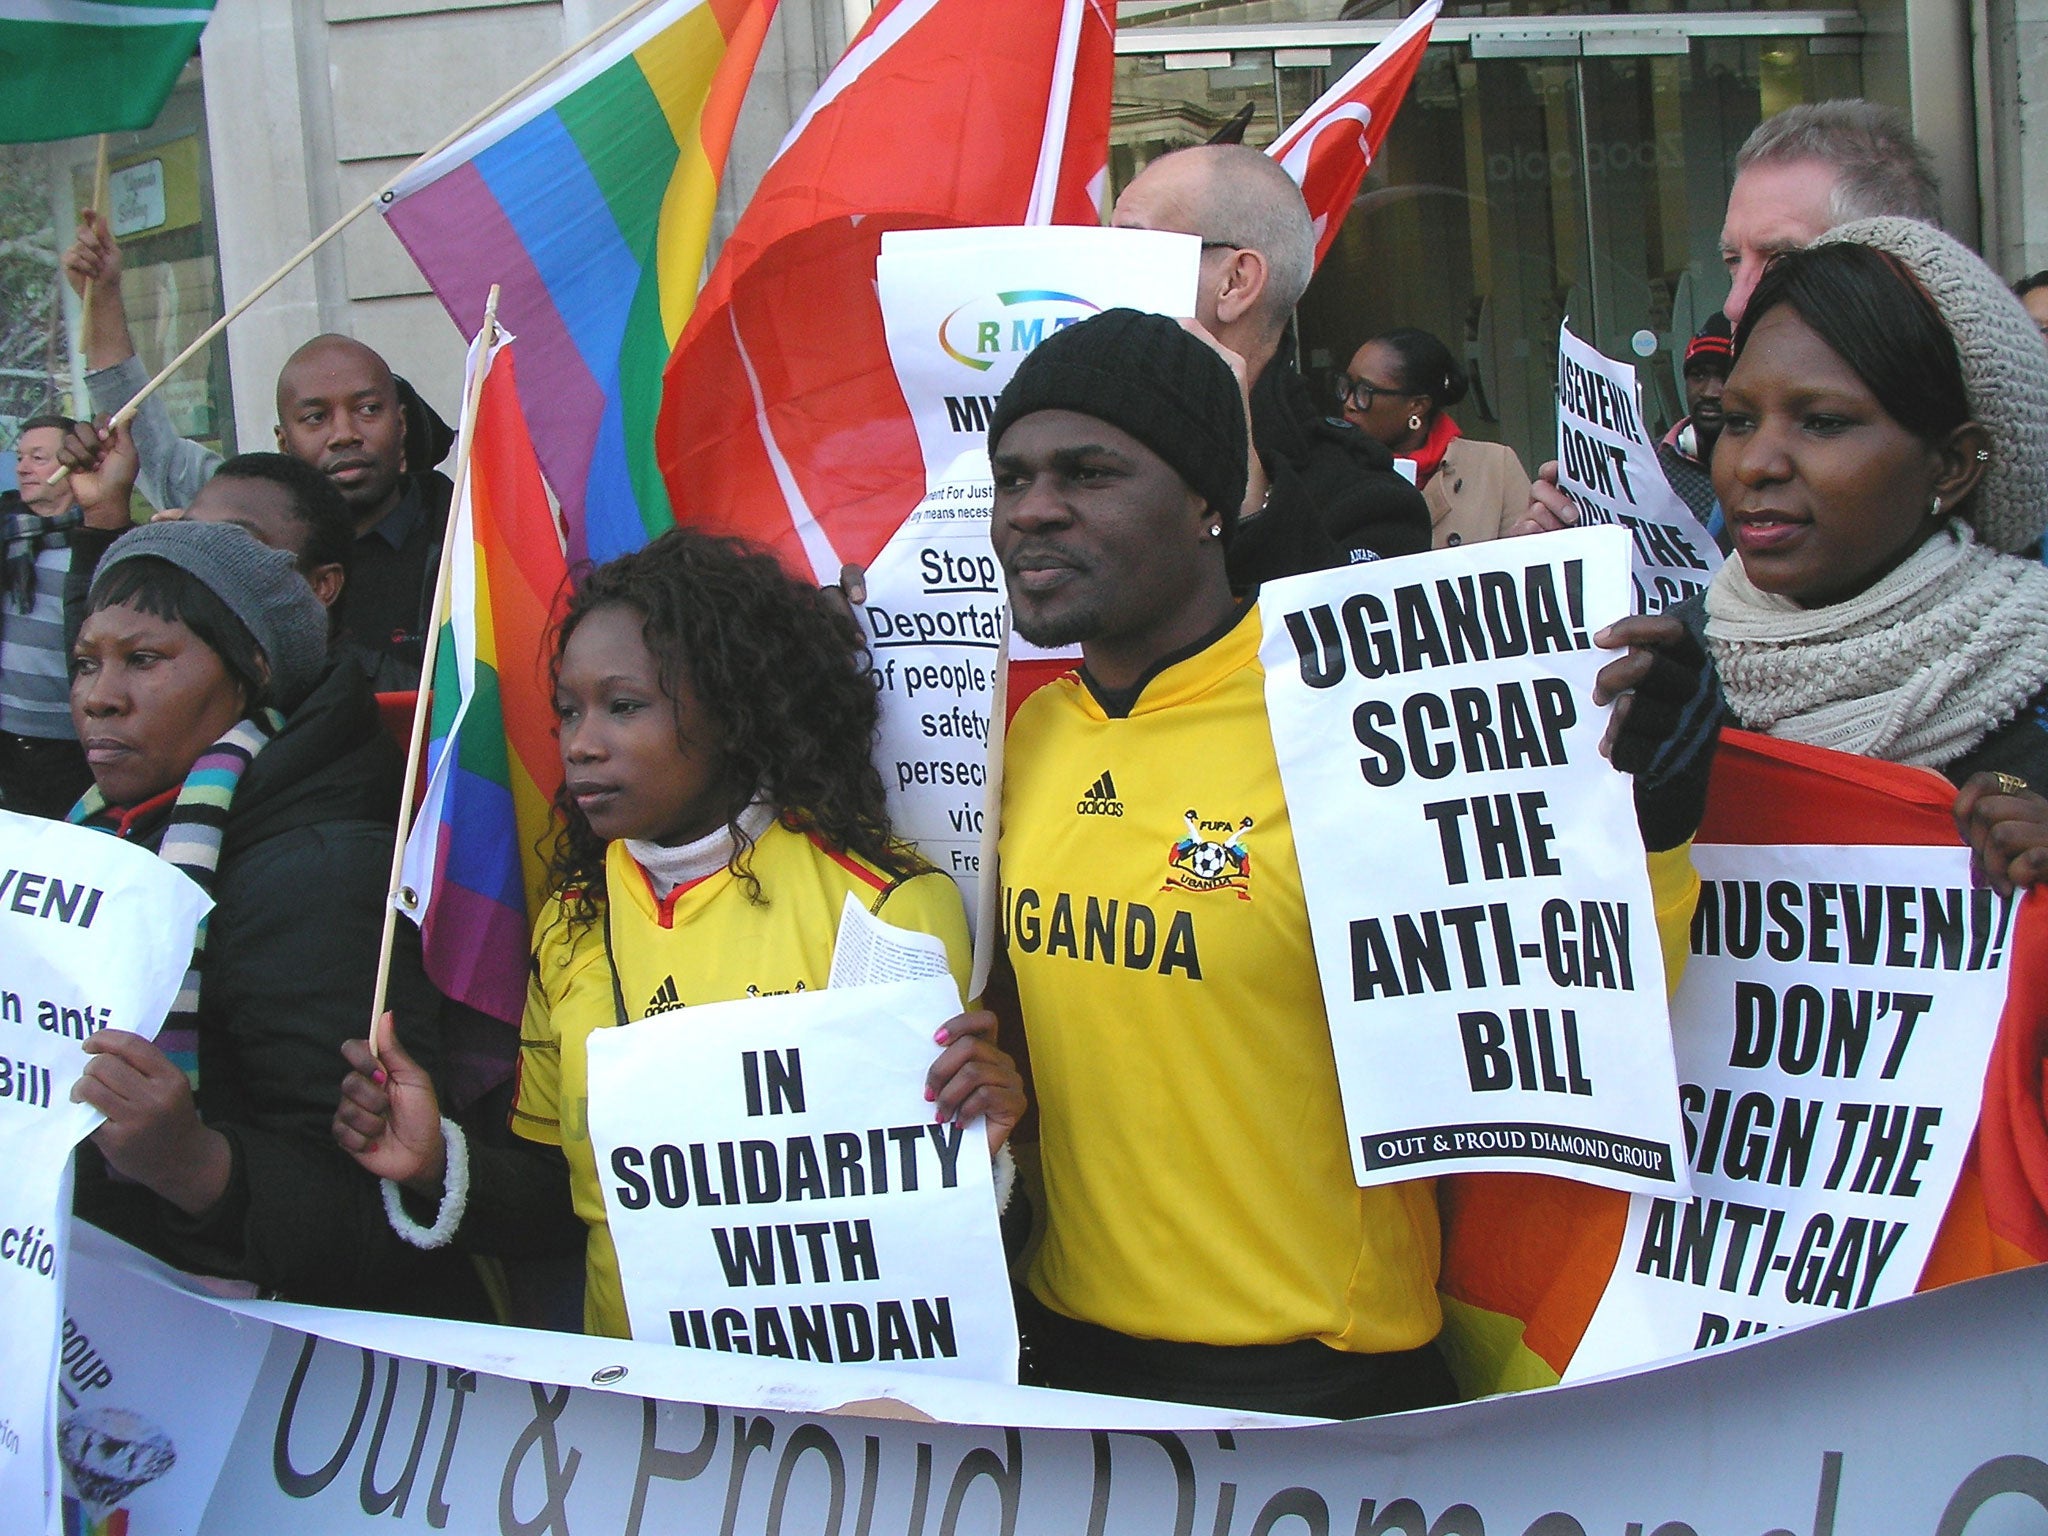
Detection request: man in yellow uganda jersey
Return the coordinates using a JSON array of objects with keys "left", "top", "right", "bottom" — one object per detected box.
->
[{"left": 983, "top": 309, "right": 1717, "bottom": 1417}]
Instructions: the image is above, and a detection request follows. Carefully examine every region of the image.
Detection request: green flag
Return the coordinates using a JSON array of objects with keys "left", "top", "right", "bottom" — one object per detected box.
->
[{"left": 0, "top": 1, "right": 216, "bottom": 144}]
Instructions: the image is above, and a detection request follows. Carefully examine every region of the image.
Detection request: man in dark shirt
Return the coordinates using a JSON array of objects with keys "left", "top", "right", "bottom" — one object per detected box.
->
[
  {"left": 61, "top": 213, "right": 453, "bottom": 688},
  {"left": 1110, "top": 143, "right": 1430, "bottom": 583}
]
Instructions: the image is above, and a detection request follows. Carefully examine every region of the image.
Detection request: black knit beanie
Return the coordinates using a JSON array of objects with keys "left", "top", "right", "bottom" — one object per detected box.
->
[{"left": 986, "top": 308, "right": 1250, "bottom": 533}]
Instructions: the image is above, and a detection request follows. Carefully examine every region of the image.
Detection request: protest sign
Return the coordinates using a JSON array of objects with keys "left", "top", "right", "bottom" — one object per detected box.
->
[
  {"left": 57, "top": 1226, "right": 269, "bottom": 1536},
  {"left": 1259, "top": 528, "right": 1687, "bottom": 1193},
  {"left": 861, "top": 227, "right": 1201, "bottom": 913},
  {"left": 1554, "top": 325, "right": 1721, "bottom": 615},
  {"left": 0, "top": 812, "right": 210, "bottom": 1536},
  {"left": 584, "top": 974, "right": 1017, "bottom": 1383},
  {"left": 59, "top": 1220, "right": 2048, "bottom": 1534},
  {"left": 1566, "top": 840, "right": 2015, "bottom": 1379}
]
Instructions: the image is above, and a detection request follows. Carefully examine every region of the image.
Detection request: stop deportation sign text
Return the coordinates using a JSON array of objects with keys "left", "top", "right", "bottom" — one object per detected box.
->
[{"left": 1259, "top": 528, "right": 1688, "bottom": 1195}]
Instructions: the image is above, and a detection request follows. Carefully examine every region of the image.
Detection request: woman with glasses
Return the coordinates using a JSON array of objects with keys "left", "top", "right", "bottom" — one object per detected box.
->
[{"left": 1338, "top": 329, "right": 1531, "bottom": 549}]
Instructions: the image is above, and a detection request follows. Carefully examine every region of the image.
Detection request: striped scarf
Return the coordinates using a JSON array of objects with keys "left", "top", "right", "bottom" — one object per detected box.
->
[
  {"left": 4, "top": 502, "right": 82, "bottom": 612},
  {"left": 68, "top": 711, "right": 285, "bottom": 1088}
]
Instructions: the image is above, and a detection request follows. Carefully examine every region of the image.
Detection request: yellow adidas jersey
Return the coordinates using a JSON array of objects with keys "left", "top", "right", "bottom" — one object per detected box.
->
[
  {"left": 1002, "top": 602, "right": 1698, "bottom": 1353},
  {"left": 514, "top": 821, "right": 972, "bottom": 1338}
]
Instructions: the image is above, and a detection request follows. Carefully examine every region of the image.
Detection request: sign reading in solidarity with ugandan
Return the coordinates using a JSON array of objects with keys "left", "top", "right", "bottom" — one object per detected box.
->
[
  {"left": 862, "top": 227, "right": 1202, "bottom": 915},
  {"left": 1566, "top": 840, "right": 2015, "bottom": 1378},
  {"left": 584, "top": 975, "right": 1018, "bottom": 1383},
  {"left": 0, "top": 812, "right": 209, "bottom": 1536},
  {"left": 1259, "top": 528, "right": 1688, "bottom": 1194},
  {"left": 1554, "top": 325, "right": 1722, "bottom": 616}
]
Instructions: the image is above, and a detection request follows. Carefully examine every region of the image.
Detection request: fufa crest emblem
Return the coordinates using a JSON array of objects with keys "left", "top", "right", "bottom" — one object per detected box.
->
[{"left": 1163, "top": 810, "right": 1254, "bottom": 899}]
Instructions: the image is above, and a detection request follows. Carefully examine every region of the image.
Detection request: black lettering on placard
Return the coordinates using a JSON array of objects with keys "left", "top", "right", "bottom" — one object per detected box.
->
[
  {"left": 1458, "top": 1009, "right": 1593, "bottom": 1095},
  {"left": 1820, "top": 1103, "right": 1942, "bottom": 1196},
  {"left": 1693, "top": 882, "right": 2013, "bottom": 971},
  {"left": 1351, "top": 901, "right": 1631, "bottom": 998},
  {"left": 0, "top": 868, "right": 106, "bottom": 928},
  {"left": 358, "top": 1357, "right": 436, "bottom": 1518},
  {"left": 1086, "top": 1430, "right": 1196, "bottom": 1536},
  {"left": 1357, "top": 681, "right": 1576, "bottom": 789},
  {"left": 274, "top": 1337, "right": 376, "bottom": 1499},
  {"left": 1680, "top": 1086, "right": 1823, "bottom": 1186},
  {"left": 669, "top": 1299, "right": 959, "bottom": 1362},
  {"left": 498, "top": 1382, "right": 581, "bottom": 1536},
  {"left": 1283, "top": 563, "right": 1589, "bottom": 690},
  {"left": 623, "top": 1403, "right": 719, "bottom": 1536},
  {"left": 939, "top": 1429, "right": 1021, "bottom": 1536},
  {"left": 426, "top": 1368, "right": 476, "bottom": 1529},
  {"left": 1730, "top": 983, "right": 1935, "bottom": 1081}
]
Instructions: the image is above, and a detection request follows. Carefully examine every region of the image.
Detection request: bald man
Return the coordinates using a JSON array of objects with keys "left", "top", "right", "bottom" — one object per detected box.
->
[
  {"left": 62, "top": 214, "right": 455, "bottom": 686},
  {"left": 1112, "top": 144, "right": 1429, "bottom": 583}
]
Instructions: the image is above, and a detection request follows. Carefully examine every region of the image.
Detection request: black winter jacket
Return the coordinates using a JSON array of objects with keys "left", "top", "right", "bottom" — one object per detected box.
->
[
  {"left": 73, "top": 661, "right": 490, "bottom": 1317},
  {"left": 1227, "top": 338, "right": 1433, "bottom": 586}
]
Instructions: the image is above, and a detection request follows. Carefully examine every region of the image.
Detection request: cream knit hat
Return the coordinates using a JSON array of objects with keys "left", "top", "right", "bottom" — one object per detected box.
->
[{"left": 1815, "top": 216, "right": 2048, "bottom": 554}]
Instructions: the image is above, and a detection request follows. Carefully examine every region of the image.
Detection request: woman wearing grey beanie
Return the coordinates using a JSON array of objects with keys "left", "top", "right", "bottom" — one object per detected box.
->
[
  {"left": 64, "top": 519, "right": 488, "bottom": 1318},
  {"left": 1647, "top": 218, "right": 2048, "bottom": 893}
]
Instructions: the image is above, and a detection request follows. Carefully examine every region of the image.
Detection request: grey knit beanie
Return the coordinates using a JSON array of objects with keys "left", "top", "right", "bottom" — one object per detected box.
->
[
  {"left": 986, "top": 309, "right": 1250, "bottom": 532},
  {"left": 1816, "top": 217, "right": 2048, "bottom": 554},
  {"left": 91, "top": 520, "right": 329, "bottom": 710}
]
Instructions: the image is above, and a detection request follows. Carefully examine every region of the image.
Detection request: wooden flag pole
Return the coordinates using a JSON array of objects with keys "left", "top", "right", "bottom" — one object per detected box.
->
[
  {"left": 48, "top": 0, "right": 667, "bottom": 487},
  {"left": 366, "top": 284, "right": 501, "bottom": 1057},
  {"left": 76, "top": 137, "right": 110, "bottom": 345}
]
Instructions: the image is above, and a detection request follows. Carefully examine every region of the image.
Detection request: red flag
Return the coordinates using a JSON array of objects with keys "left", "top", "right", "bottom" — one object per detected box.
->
[
  {"left": 1266, "top": 0, "right": 1438, "bottom": 266},
  {"left": 654, "top": 0, "right": 1114, "bottom": 582}
]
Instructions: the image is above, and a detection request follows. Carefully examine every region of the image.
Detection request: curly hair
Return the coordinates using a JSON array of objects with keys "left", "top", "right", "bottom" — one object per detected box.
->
[{"left": 545, "top": 528, "right": 925, "bottom": 928}]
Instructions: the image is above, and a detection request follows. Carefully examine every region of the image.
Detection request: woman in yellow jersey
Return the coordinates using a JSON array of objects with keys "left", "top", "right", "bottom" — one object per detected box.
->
[{"left": 331, "top": 529, "right": 1024, "bottom": 1337}]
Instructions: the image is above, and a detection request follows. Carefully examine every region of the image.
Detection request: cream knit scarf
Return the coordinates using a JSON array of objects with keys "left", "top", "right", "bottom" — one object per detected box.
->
[{"left": 1705, "top": 523, "right": 2048, "bottom": 768}]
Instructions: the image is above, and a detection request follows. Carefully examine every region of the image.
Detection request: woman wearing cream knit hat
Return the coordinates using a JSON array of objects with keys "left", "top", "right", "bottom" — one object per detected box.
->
[{"left": 1679, "top": 215, "right": 2048, "bottom": 892}]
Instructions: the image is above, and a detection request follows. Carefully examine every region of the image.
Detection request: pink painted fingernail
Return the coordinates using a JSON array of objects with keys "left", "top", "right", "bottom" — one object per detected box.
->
[
  {"left": 923, "top": 1086, "right": 935, "bottom": 1102},
  {"left": 934, "top": 1027, "right": 950, "bottom": 1044},
  {"left": 372, "top": 1068, "right": 388, "bottom": 1087}
]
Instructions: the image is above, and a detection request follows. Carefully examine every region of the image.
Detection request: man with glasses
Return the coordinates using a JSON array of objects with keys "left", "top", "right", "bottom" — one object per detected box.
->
[{"left": 1112, "top": 144, "right": 1429, "bottom": 582}]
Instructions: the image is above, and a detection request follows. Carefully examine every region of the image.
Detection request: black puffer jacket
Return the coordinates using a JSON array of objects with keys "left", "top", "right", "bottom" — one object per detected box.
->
[
  {"left": 73, "top": 661, "right": 490, "bottom": 1318},
  {"left": 1227, "top": 337, "right": 1433, "bottom": 585}
]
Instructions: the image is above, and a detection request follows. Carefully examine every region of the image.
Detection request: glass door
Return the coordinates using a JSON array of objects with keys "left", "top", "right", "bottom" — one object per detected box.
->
[{"left": 1114, "top": 32, "right": 1861, "bottom": 470}]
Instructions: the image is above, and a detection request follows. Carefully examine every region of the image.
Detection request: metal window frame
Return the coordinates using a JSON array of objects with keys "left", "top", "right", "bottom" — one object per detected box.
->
[{"left": 1113, "top": 10, "right": 1865, "bottom": 53}]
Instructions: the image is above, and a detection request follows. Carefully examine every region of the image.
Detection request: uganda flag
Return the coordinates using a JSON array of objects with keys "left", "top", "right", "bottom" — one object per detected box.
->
[{"left": 0, "top": 1, "right": 215, "bottom": 143}]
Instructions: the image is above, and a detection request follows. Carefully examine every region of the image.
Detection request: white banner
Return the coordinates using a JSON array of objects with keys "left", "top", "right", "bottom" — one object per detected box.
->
[
  {"left": 1554, "top": 325, "right": 1722, "bottom": 615},
  {"left": 0, "top": 811, "right": 209, "bottom": 1536},
  {"left": 1567, "top": 842, "right": 2014, "bottom": 1379},
  {"left": 56, "top": 1223, "right": 2048, "bottom": 1534},
  {"left": 1259, "top": 528, "right": 1688, "bottom": 1193},
  {"left": 862, "top": 227, "right": 1202, "bottom": 914},
  {"left": 585, "top": 975, "right": 1018, "bottom": 1383}
]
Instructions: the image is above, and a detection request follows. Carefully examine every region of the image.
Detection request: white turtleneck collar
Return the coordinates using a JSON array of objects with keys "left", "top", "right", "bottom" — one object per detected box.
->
[{"left": 623, "top": 799, "right": 777, "bottom": 899}]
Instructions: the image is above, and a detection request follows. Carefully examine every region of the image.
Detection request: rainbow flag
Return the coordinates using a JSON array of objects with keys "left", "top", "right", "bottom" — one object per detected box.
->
[
  {"left": 402, "top": 330, "right": 567, "bottom": 1025},
  {"left": 383, "top": 0, "right": 777, "bottom": 563}
]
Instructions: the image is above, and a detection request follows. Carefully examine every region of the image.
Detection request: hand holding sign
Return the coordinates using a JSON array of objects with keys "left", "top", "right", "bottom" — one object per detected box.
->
[
  {"left": 926, "top": 1010, "right": 1025, "bottom": 1152},
  {"left": 1952, "top": 771, "right": 2048, "bottom": 895},
  {"left": 1591, "top": 613, "right": 1722, "bottom": 853},
  {"left": 73, "top": 1030, "right": 231, "bottom": 1216}
]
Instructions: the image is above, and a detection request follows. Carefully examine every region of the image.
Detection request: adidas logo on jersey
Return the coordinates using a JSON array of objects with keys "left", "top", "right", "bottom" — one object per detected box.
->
[
  {"left": 1076, "top": 770, "right": 1124, "bottom": 817},
  {"left": 644, "top": 975, "right": 684, "bottom": 1016}
]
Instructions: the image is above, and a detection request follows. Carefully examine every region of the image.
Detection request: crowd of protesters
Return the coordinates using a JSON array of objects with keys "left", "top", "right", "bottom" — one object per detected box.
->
[{"left": 6, "top": 97, "right": 2048, "bottom": 1419}]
